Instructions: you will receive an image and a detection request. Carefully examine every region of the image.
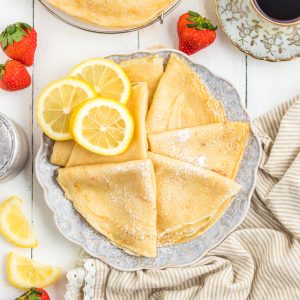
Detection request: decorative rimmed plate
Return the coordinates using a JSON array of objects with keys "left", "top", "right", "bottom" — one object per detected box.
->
[
  {"left": 35, "top": 50, "right": 261, "bottom": 271},
  {"left": 216, "top": 0, "right": 300, "bottom": 61},
  {"left": 38, "top": 0, "right": 183, "bottom": 34}
]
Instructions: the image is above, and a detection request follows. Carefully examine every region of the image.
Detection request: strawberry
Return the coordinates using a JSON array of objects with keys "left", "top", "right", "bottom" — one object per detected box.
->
[
  {"left": 0, "top": 22, "right": 37, "bottom": 66},
  {"left": 177, "top": 11, "right": 217, "bottom": 55},
  {"left": 16, "top": 288, "right": 50, "bottom": 300},
  {"left": 0, "top": 60, "right": 31, "bottom": 91}
]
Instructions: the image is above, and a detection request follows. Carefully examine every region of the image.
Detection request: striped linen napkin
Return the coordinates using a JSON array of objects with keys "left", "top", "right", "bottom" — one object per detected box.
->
[{"left": 65, "top": 96, "right": 300, "bottom": 300}]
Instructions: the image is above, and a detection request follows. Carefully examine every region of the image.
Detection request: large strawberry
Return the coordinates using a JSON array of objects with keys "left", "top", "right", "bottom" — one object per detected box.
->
[
  {"left": 177, "top": 11, "right": 217, "bottom": 55},
  {"left": 0, "top": 60, "right": 31, "bottom": 91},
  {"left": 16, "top": 288, "right": 50, "bottom": 300},
  {"left": 0, "top": 22, "right": 37, "bottom": 66}
]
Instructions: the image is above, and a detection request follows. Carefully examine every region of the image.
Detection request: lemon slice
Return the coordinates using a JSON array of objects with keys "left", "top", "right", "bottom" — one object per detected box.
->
[
  {"left": 70, "top": 98, "right": 134, "bottom": 156},
  {"left": 36, "top": 78, "right": 97, "bottom": 141},
  {"left": 7, "top": 252, "right": 61, "bottom": 289},
  {"left": 69, "top": 58, "right": 131, "bottom": 104},
  {"left": 0, "top": 196, "right": 37, "bottom": 248}
]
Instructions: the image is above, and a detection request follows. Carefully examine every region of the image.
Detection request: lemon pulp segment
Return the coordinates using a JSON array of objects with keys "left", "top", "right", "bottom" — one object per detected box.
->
[
  {"left": 0, "top": 196, "right": 37, "bottom": 248},
  {"left": 70, "top": 98, "right": 134, "bottom": 156},
  {"left": 69, "top": 58, "right": 131, "bottom": 104},
  {"left": 36, "top": 78, "right": 97, "bottom": 140},
  {"left": 7, "top": 252, "right": 61, "bottom": 289}
]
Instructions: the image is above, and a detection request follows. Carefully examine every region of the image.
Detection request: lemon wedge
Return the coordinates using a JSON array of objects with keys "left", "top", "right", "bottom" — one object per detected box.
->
[
  {"left": 36, "top": 78, "right": 97, "bottom": 141},
  {"left": 7, "top": 252, "right": 61, "bottom": 289},
  {"left": 70, "top": 98, "right": 134, "bottom": 156},
  {"left": 0, "top": 196, "right": 37, "bottom": 248},
  {"left": 69, "top": 58, "right": 131, "bottom": 104}
]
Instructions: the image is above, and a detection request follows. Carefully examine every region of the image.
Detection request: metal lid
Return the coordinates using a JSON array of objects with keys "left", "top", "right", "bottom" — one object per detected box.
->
[{"left": 0, "top": 113, "right": 16, "bottom": 179}]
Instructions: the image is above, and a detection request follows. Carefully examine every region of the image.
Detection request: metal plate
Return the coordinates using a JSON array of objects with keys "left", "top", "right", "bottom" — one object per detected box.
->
[
  {"left": 39, "top": 0, "right": 183, "bottom": 34},
  {"left": 35, "top": 50, "right": 261, "bottom": 271}
]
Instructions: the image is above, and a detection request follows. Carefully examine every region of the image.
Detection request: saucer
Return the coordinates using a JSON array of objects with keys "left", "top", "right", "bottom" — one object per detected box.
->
[{"left": 216, "top": 0, "right": 300, "bottom": 61}]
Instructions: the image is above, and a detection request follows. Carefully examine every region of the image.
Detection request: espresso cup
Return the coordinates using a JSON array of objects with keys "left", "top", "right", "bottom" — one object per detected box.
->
[{"left": 250, "top": 0, "right": 300, "bottom": 26}]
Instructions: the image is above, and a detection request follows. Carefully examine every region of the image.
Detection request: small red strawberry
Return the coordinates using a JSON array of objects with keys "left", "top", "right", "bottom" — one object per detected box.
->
[
  {"left": 16, "top": 288, "right": 50, "bottom": 300},
  {"left": 0, "top": 22, "right": 37, "bottom": 66},
  {"left": 0, "top": 60, "right": 31, "bottom": 91},
  {"left": 177, "top": 11, "right": 217, "bottom": 55}
]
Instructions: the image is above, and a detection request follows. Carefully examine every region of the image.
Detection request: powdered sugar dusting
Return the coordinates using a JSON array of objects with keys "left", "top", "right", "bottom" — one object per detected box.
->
[
  {"left": 177, "top": 129, "right": 191, "bottom": 142},
  {"left": 196, "top": 155, "right": 207, "bottom": 167}
]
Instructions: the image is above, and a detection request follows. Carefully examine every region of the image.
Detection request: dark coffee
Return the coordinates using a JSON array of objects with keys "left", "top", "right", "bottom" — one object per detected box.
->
[{"left": 255, "top": 0, "right": 300, "bottom": 21}]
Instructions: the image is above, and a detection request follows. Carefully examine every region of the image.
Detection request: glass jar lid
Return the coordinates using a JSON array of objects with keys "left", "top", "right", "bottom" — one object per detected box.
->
[{"left": 0, "top": 113, "right": 15, "bottom": 179}]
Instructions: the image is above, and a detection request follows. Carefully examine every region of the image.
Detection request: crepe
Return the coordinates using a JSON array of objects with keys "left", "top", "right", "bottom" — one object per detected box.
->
[
  {"left": 158, "top": 193, "right": 235, "bottom": 246},
  {"left": 120, "top": 56, "right": 164, "bottom": 104},
  {"left": 146, "top": 54, "right": 226, "bottom": 134},
  {"left": 66, "top": 82, "right": 149, "bottom": 167},
  {"left": 51, "top": 140, "right": 74, "bottom": 166},
  {"left": 148, "top": 122, "right": 250, "bottom": 179},
  {"left": 148, "top": 152, "right": 241, "bottom": 246},
  {"left": 57, "top": 159, "right": 157, "bottom": 257},
  {"left": 47, "top": 0, "right": 175, "bottom": 28}
]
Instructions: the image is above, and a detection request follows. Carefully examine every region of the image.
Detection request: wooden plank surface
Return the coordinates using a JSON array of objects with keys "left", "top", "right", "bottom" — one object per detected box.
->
[
  {"left": 247, "top": 56, "right": 300, "bottom": 118},
  {"left": 0, "top": 0, "right": 33, "bottom": 298},
  {"left": 0, "top": 0, "right": 299, "bottom": 298}
]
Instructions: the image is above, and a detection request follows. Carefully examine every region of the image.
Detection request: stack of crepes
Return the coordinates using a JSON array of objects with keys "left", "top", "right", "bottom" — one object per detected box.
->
[
  {"left": 46, "top": 0, "right": 177, "bottom": 28},
  {"left": 54, "top": 54, "right": 250, "bottom": 257}
]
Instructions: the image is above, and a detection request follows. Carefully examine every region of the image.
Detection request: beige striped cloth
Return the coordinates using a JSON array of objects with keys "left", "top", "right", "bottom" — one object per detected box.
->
[{"left": 65, "top": 96, "right": 300, "bottom": 300}]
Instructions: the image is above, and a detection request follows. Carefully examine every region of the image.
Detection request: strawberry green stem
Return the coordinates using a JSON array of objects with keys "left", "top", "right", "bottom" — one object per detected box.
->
[
  {"left": 0, "top": 62, "right": 7, "bottom": 80},
  {"left": 0, "top": 22, "right": 32, "bottom": 50},
  {"left": 15, "top": 288, "right": 42, "bottom": 300},
  {"left": 186, "top": 11, "right": 217, "bottom": 31}
]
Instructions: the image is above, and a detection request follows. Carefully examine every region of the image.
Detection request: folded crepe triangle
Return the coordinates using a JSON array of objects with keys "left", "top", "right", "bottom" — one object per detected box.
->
[
  {"left": 149, "top": 122, "right": 250, "bottom": 179},
  {"left": 65, "top": 82, "right": 149, "bottom": 167},
  {"left": 46, "top": 0, "right": 175, "bottom": 28},
  {"left": 120, "top": 55, "right": 164, "bottom": 104},
  {"left": 160, "top": 195, "right": 235, "bottom": 246},
  {"left": 57, "top": 159, "right": 157, "bottom": 257},
  {"left": 51, "top": 140, "right": 74, "bottom": 166},
  {"left": 148, "top": 152, "right": 241, "bottom": 246},
  {"left": 146, "top": 54, "right": 226, "bottom": 134}
]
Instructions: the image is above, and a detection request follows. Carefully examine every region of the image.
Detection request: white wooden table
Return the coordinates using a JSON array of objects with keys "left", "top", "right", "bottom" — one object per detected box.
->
[{"left": 0, "top": 0, "right": 299, "bottom": 298}]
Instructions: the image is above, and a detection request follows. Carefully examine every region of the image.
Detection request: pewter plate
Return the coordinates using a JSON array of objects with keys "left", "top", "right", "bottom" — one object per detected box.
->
[{"left": 35, "top": 50, "right": 261, "bottom": 271}]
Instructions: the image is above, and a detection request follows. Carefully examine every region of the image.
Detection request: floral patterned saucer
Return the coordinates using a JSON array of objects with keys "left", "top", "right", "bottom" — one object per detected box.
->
[{"left": 216, "top": 0, "right": 300, "bottom": 61}]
